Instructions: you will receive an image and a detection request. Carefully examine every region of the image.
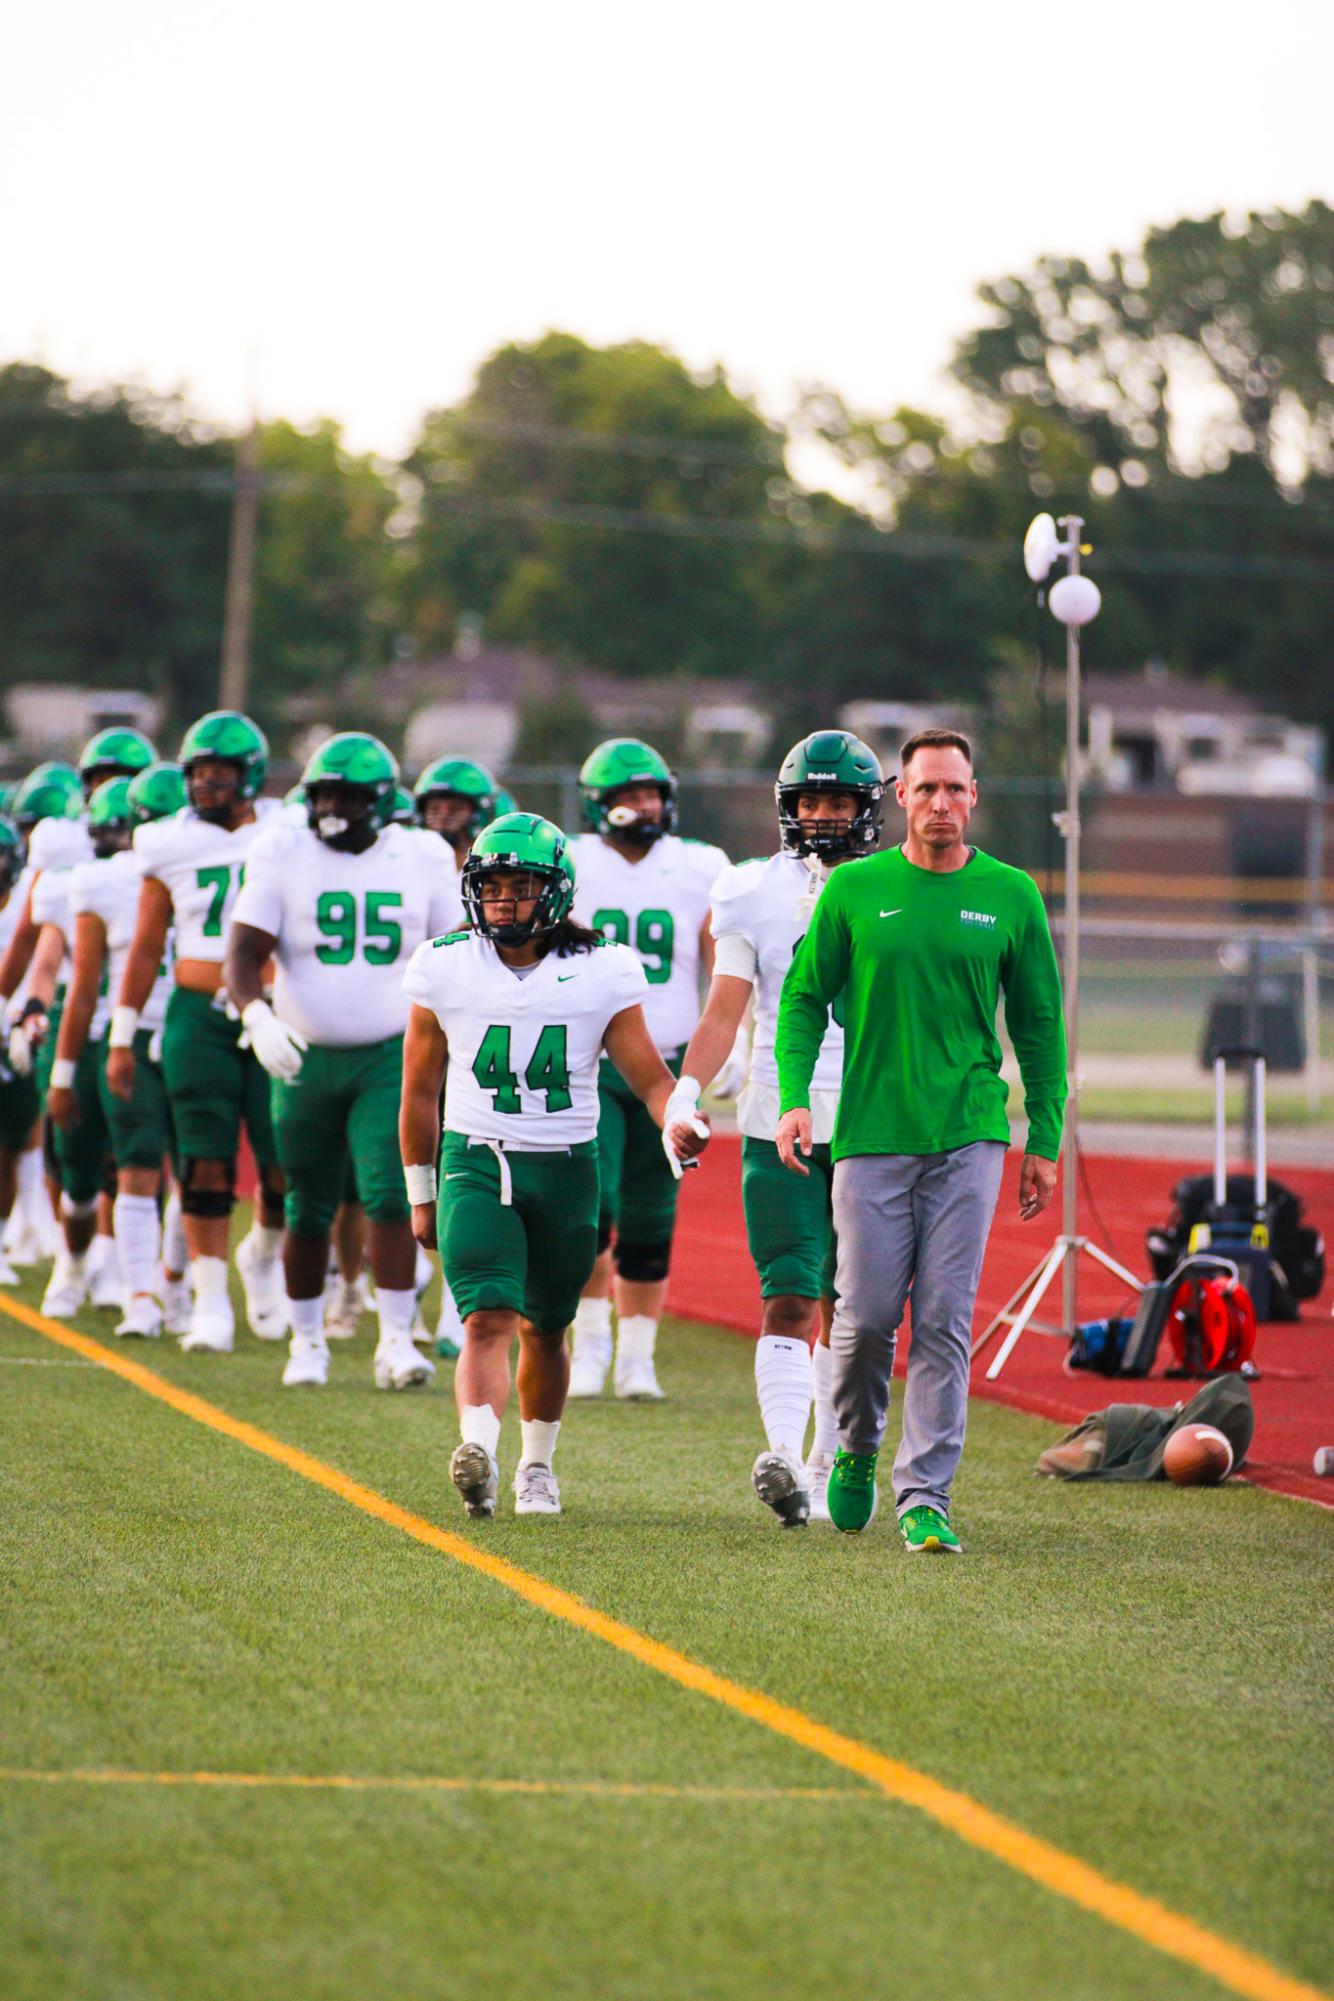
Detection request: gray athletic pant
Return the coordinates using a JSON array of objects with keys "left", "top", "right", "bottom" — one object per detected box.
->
[{"left": 830, "top": 1143, "right": 1006, "bottom": 1517}]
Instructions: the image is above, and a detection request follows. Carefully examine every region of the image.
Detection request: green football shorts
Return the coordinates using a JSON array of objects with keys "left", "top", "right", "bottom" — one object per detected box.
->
[
  {"left": 270, "top": 1035, "right": 407, "bottom": 1237},
  {"left": 160, "top": 985, "right": 277, "bottom": 1169},
  {"left": 595, "top": 1049, "right": 682, "bottom": 1247},
  {"left": 741, "top": 1135, "right": 837, "bottom": 1301},
  {"left": 50, "top": 1034, "right": 111, "bottom": 1206},
  {"left": 437, "top": 1129, "right": 600, "bottom": 1335},
  {"left": 0, "top": 1067, "right": 39, "bottom": 1152},
  {"left": 97, "top": 1029, "right": 172, "bottom": 1173}
]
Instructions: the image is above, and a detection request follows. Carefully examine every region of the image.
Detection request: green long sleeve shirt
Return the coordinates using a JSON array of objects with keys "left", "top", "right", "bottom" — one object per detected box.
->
[{"left": 775, "top": 845, "right": 1067, "bottom": 1161}]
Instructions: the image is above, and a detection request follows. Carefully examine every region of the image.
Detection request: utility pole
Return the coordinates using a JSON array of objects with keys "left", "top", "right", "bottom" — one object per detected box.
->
[{"left": 219, "top": 390, "right": 261, "bottom": 712}]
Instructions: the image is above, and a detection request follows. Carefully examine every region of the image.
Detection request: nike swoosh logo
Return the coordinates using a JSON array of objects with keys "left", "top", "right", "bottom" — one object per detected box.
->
[
  {"left": 557, "top": 974, "right": 578, "bottom": 982},
  {"left": 879, "top": 908, "right": 903, "bottom": 918}
]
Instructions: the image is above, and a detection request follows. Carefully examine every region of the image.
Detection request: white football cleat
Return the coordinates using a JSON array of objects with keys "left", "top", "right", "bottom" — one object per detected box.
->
[
  {"left": 567, "top": 1338, "right": 611, "bottom": 1399},
  {"left": 116, "top": 1295, "right": 163, "bottom": 1340},
  {"left": 373, "top": 1333, "right": 436, "bottom": 1391},
  {"left": 181, "top": 1298, "right": 234, "bottom": 1354},
  {"left": 323, "top": 1273, "right": 368, "bottom": 1341},
  {"left": 3, "top": 1218, "right": 41, "bottom": 1267},
  {"left": 613, "top": 1353, "right": 664, "bottom": 1401},
  {"left": 805, "top": 1449, "right": 834, "bottom": 1523},
  {"left": 752, "top": 1448, "right": 811, "bottom": 1528},
  {"left": 450, "top": 1441, "right": 499, "bottom": 1519},
  {"left": 235, "top": 1232, "right": 288, "bottom": 1341},
  {"left": 282, "top": 1334, "right": 330, "bottom": 1387},
  {"left": 513, "top": 1461, "right": 561, "bottom": 1517},
  {"left": 0, "top": 1250, "right": 19, "bottom": 1287},
  {"left": 160, "top": 1276, "right": 192, "bottom": 1336},
  {"left": 41, "top": 1254, "right": 90, "bottom": 1319}
]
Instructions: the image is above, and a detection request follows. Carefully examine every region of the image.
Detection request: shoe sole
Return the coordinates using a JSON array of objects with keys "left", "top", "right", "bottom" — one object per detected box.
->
[
  {"left": 451, "top": 1444, "right": 497, "bottom": 1519},
  {"left": 751, "top": 1453, "right": 810, "bottom": 1527},
  {"left": 514, "top": 1499, "right": 562, "bottom": 1516},
  {"left": 903, "top": 1537, "right": 963, "bottom": 1555},
  {"left": 373, "top": 1360, "right": 435, "bottom": 1390},
  {"left": 614, "top": 1384, "right": 665, "bottom": 1401}
]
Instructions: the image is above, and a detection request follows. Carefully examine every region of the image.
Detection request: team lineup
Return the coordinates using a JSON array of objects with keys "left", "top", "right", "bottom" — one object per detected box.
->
[{"left": 0, "top": 714, "right": 1064, "bottom": 1546}]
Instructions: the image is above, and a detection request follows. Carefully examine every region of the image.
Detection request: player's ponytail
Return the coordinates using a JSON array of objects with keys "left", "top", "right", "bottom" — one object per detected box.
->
[{"left": 538, "top": 917, "right": 603, "bottom": 959}]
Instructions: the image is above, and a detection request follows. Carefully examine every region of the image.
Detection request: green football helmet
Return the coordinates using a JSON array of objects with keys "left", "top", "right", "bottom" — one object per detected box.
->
[
  {"left": 491, "top": 785, "right": 519, "bottom": 818},
  {"left": 413, "top": 757, "right": 498, "bottom": 842},
  {"left": 0, "top": 815, "right": 25, "bottom": 895},
  {"left": 775, "top": 730, "right": 884, "bottom": 861},
  {"left": 85, "top": 776, "right": 135, "bottom": 857},
  {"left": 302, "top": 732, "right": 399, "bottom": 850},
  {"left": 127, "top": 761, "right": 189, "bottom": 827},
  {"left": 179, "top": 710, "right": 269, "bottom": 820},
  {"left": 461, "top": 813, "right": 576, "bottom": 945},
  {"left": 578, "top": 737, "right": 677, "bottom": 841},
  {"left": 0, "top": 782, "right": 16, "bottom": 816},
  {"left": 78, "top": 726, "right": 157, "bottom": 796},
  {"left": 386, "top": 785, "right": 417, "bottom": 827},
  {"left": 11, "top": 762, "right": 83, "bottom": 834},
  {"left": 283, "top": 783, "right": 306, "bottom": 808}
]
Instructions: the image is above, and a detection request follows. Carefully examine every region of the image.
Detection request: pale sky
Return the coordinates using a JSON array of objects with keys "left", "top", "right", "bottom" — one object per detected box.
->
[{"left": 6, "top": 0, "right": 1332, "bottom": 460}]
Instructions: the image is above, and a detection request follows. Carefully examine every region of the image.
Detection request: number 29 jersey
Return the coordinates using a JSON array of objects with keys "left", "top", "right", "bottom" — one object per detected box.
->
[
  {"left": 233, "top": 822, "right": 462, "bottom": 1046},
  {"left": 569, "top": 833, "right": 728, "bottom": 1054},
  {"left": 402, "top": 933, "right": 649, "bottom": 1146}
]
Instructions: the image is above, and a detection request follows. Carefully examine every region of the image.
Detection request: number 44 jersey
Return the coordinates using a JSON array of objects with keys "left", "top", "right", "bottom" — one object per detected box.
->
[
  {"left": 402, "top": 934, "right": 649, "bottom": 1146},
  {"left": 233, "top": 822, "right": 463, "bottom": 1045},
  {"left": 569, "top": 833, "right": 728, "bottom": 1054}
]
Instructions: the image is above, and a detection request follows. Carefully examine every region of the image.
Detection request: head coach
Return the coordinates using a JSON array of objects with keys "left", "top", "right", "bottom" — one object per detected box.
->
[{"left": 773, "top": 728, "right": 1066, "bottom": 1550}]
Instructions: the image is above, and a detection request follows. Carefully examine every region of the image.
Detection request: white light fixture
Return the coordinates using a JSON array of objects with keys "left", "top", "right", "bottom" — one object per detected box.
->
[
  {"left": 1048, "top": 573, "right": 1102, "bottom": 627},
  {"left": 1022, "top": 512, "right": 1060, "bottom": 582}
]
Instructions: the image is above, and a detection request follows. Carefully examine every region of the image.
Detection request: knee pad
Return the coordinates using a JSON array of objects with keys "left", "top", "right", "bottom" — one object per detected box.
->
[
  {"left": 596, "top": 1219, "right": 615, "bottom": 1256},
  {"left": 178, "top": 1157, "right": 235, "bottom": 1220},
  {"left": 59, "top": 1192, "right": 99, "bottom": 1221},
  {"left": 614, "top": 1238, "right": 672, "bottom": 1284}
]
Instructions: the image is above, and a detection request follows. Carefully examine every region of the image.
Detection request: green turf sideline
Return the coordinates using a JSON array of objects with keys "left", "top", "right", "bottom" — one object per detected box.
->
[{"left": 1, "top": 1288, "right": 1328, "bottom": 2001}]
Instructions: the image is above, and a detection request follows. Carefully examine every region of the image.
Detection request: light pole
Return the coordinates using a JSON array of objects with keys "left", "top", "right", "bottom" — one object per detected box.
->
[{"left": 971, "top": 513, "right": 1142, "bottom": 1379}]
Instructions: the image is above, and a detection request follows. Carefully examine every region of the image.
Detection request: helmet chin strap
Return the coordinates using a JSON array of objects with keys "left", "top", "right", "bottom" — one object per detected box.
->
[{"left": 313, "top": 812, "right": 376, "bottom": 853}]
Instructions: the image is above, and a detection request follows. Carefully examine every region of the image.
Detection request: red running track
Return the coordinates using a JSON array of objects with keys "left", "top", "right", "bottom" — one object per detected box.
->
[{"left": 668, "top": 1137, "right": 1334, "bottom": 1507}]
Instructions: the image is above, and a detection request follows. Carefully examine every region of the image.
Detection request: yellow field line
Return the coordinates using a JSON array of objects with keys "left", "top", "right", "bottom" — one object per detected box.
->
[
  {"left": 0, "top": 1766, "right": 852, "bottom": 1803},
  {"left": 1, "top": 1293, "right": 1326, "bottom": 2001}
]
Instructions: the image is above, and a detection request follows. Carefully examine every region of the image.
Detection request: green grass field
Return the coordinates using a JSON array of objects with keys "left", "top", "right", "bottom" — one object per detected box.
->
[{"left": 1, "top": 1246, "right": 1330, "bottom": 2001}]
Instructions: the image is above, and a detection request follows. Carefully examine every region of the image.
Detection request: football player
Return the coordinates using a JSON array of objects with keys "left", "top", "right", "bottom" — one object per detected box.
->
[
  {"left": 226, "top": 732, "right": 462, "bottom": 1390},
  {"left": 567, "top": 738, "right": 728, "bottom": 1400},
  {"left": 0, "top": 816, "right": 39, "bottom": 1283},
  {"left": 413, "top": 757, "right": 498, "bottom": 873},
  {"left": 46, "top": 768, "right": 186, "bottom": 1336},
  {"left": 107, "top": 710, "right": 285, "bottom": 1352},
  {"left": 666, "top": 731, "right": 885, "bottom": 1525},
  {"left": 401, "top": 813, "right": 705, "bottom": 1519}
]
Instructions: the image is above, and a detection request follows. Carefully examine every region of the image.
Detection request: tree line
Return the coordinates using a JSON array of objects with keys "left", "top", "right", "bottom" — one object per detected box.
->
[{"left": 2, "top": 200, "right": 1331, "bottom": 750}]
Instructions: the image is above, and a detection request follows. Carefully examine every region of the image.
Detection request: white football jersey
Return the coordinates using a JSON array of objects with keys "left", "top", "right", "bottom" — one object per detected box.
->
[
  {"left": 28, "top": 816, "right": 93, "bottom": 875},
  {"left": 133, "top": 800, "right": 280, "bottom": 963},
  {"left": 710, "top": 851, "right": 845, "bottom": 1144},
  {"left": 233, "top": 823, "right": 462, "bottom": 1046},
  {"left": 29, "top": 865, "right": 76, "bottom": 993},
  {"left": 0, "top": 865, "right": 37, "bottom": 1010},
  {"left": 68, "top": 850, "right": 173, "bottom": 1037},
  {"left": 569, "top": 832, "right": 728, "bottom": 1053},
  {"left": 403, "top": 933, "right": 649, "bottom": 1146}
]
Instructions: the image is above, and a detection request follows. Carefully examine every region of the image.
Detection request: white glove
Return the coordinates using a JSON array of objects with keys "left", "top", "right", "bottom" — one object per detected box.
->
[
  {"left": 240, "top": 998, "right": 308, "bottom": 1082},
  {"left": 7, "top": 1008, "right": 47, "bottom": 1078},
  {"left": 661, "top": 1075, "right": 709, "bottom": 1181},
  {"left": 714, "top": 1022, "right": 751, "bottom": 1102}
]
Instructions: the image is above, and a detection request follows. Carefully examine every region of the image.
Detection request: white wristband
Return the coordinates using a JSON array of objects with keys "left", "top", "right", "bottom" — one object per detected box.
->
[
  {"left": 671, "top": 1073, "right": 703, "bottom": 1106},
  {"left": 108, "top": 1005, "right": 140, "bottom": 1050},
  {"left": 405, "top": 1163, "right": 438, "bottom": 1206},
  {"left": 50, "top": 1057, "right": 77, "bottom": 1090}
]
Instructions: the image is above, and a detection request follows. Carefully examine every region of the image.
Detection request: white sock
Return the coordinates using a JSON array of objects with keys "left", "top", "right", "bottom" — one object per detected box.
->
[
  {"left": 616, "top": 1313, "right": 657, "bottom": 1362},
  {"left": 414, "top": 1243, "right": 433, "bottom": 1293},
  {"left": 572, "top": 1295, "right": 613, "bottom": 1351},
  {"left": 375, "top": 1286, "right": 417, "bottom": 1344},
  {"left": 113, "top": 1194, "right": 161, "bottom": 1300},
  {"left": 191, "top": 1255, "right": 229, "bottom": 1305},
  {"left": 811, "top": 1339, "right": 838, "bottom": 1458},
  {"left": 244, "top": 1222, "right": 283, "bottom": 1260},
  {"left": 520, "top": 1417, "right": 560, "bottom": 1468},
  {"left": 16, "top": 1149, "right": 44, "bottom": 1225},
  {"left": 87, "top": 1231, "right": 115, "bottom": 1281},
  {"left": 289, "top": 1295, "right": 325, "bottom": 1343},
  {"left": 161, "top": 1189, "right": 187, "bottom": 1275},
  {"left": 755, "top": 1334, "right": 812, "bottom": 1460},
  {"left": 436, "top": 1281, "right": 465, "bottom": 1342},
  {"left": 461, "top": 1404, "right": 502, "bottom": 1456}
]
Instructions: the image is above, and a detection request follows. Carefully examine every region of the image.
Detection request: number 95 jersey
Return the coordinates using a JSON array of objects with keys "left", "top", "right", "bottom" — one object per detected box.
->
[
  {"left": 233, "top": 823, "right": 462, "bottom": 1046},
  {"left": 402, "top": 934, "right": 649, "bottom": 1146},
  {"left": 569, "top": 833, "right": 728, "bottom": 1054}
]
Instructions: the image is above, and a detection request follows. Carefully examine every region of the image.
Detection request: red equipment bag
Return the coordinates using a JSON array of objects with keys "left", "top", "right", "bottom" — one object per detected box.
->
[{"left": 1164, "top": 1266, "right": 1258, "bottom": 1379}]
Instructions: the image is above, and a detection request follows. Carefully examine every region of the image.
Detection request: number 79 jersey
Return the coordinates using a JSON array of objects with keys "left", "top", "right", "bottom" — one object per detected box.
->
[
  {"left": 233, "top": 823, "right": 462, "bottom": 1046},
  {"left": 569, "top": 833, "right": 728, "bottom": 1054},
  {"left": 402, "top": 933, "right": 649, "bottom": 1145}
]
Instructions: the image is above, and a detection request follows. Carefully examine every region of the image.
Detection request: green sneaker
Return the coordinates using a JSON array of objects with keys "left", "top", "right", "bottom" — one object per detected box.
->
[
  {"left": 899, "top": 1504, "right": 962, "bottom": 1555},
  {"left": 827, "top": 1449, "right": 878, "bottom": 1533}
]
